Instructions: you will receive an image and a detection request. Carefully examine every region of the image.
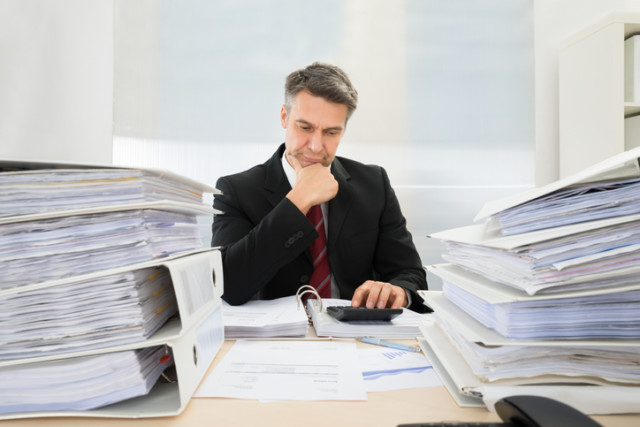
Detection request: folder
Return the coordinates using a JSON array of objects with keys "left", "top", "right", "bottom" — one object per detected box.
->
[
  {"left": 0, "top": 158, "right": 220, "bottom": 198},
  {"left": 0, "top": 249, "right": 224, "bottom": 419},
  {"left": 428, "top": 216, "right": 640, "bottom": 295},
  {"left": 305, "top": 297, "right": 425, "bottom": 339},
  {"left": 420, "top": 290, "right": 640, "bottom": 348},
  {"left": 473, "top": 146, "right": 640, "bottom": 222},
  {"left": 429, "top": 213, "right": 640, "bottom": 251},
  {"left": 0, "top": 199, "right": 218, "bottom": 226},
  {"left": 425, "top": 263, "right": 640, "bottom": 304},
  {"left": 0, "top": 248, "right": 224, "bottom": 364},
  {"left": 417, "top": 320, "right": 640, "bottom": 415},
  {"left": 222, "top": 295, "right": 309, "bottom": 338},
  {"left": 0, "top": 310, "right": 224, "bottom": 419},
  {"left": 423, "top": 265, "right": 640, "bottom": 340},
  {"left": 0, "top": 202, "right": 220, "bottom": 292}
]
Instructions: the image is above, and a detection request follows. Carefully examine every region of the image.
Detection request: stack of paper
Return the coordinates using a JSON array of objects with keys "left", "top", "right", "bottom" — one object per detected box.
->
[
  {"left": 435, "top": 217, "right": 640, "bottom": 295},
  {"left": 307, "top": 298, "right": 425, "bottom": 339},
  {"left": 427, "top": 264, "right": 640, "bottom": 340},
  {"left": 1, "top": 208, "right": 211, "bottom": 291},
  {"left": 422, "top": 292, "right": 640, "bottom": 385},
  {"left": 222, "top": 296, "right": 309, "bottom": 338},
  {"left": 0, "top": 266, "right": 177, "bottom": 361},
  {"left": 423, "top": 147, "right": 640, "bottom": 414},
  {"left": 0, "top": 160, "right": 225, "bottom": 418},
  {"left": 0, "top": 166, "right": 206, "bottom": 218},
  {"left": 484, "top": 177, "right": 640, "bottom": 235},
  {"left": 0, "top": 346, "right": 169, "bottom": 414}
]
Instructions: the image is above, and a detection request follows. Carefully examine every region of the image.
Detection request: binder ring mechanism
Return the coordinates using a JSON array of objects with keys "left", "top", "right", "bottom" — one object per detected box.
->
[
  {"left": 160, "top": 345, "right": 177, "bottom": 384},
  {"left": 296, "top": 285, "right": 323, "bottom": 317}
]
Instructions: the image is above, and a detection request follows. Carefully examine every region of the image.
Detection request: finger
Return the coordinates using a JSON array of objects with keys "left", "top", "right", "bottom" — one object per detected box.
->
[
  {"left": 389, "top": 286, "right": 407, "bottom": 309},
  {"left": 365, "top": 281, "right": 382, "bottom": 309},
  {"left": 351, "top": 283, "right": 369, "bottom": 308},
  {"left": 377, "top": 284, "right": 392, "bottom": 308}
]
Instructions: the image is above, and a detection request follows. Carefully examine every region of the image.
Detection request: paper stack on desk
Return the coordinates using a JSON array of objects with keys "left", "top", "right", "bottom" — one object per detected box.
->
[
  {"left": 421, "top": 147, "right": 640, "bottom": 415},
  {"left": 222, "top": 295, "right": 309, "bottom": 338},
  {"left": 0, "top": 160, "right": 225, "bottom": 419}
]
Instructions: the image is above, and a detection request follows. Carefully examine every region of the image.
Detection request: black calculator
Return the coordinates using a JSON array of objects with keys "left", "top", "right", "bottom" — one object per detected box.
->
[{"left": 326, "top": 306, "right": 402, "bottom": 322}]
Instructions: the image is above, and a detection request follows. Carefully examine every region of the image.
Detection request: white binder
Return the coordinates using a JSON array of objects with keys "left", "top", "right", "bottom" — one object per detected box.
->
[
  {"left": 473, "top": 146, "right": 640, "bottom": 222},
  {"left": 0, "top": 249, "right": 225, "bottom": 419},
  {"left": 418, "top": 319, "right": 640, "bottom": 415}
]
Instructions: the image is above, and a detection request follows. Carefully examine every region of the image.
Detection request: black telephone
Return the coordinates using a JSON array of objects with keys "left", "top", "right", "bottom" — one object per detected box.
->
[{"left": 397, "top": 395, "right": 602, "bottom": 427}]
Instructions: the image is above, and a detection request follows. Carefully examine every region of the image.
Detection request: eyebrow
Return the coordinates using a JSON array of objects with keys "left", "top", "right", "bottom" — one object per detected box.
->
[{"left": 295, "top": 119, "right": 344, "bottom": 132}]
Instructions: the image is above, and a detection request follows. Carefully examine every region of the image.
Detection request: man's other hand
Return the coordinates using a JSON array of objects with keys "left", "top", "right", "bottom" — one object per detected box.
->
[{"left": 351, "top": 280, "right": 408, "bottom": 309}]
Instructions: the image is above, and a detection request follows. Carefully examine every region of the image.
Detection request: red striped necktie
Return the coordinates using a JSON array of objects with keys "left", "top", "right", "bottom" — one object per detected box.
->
[{"left": 306, "top": 205, "right": 331, "bottom": 298}]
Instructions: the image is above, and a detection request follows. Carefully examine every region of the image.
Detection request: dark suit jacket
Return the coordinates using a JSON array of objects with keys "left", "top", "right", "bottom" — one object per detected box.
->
[{"left": 212, "top": 144, "right": 429, "bottom": 311}]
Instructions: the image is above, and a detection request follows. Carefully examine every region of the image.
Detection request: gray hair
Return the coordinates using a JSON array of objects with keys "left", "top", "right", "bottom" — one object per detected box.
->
[{"left": 284, "top": 62, "right": 358, "bottom": 121}]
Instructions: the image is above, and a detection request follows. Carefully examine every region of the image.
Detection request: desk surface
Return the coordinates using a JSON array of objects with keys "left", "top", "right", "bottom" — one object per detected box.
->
[{"left": 2, "top": 339, "right": 639, "bottom": 427}]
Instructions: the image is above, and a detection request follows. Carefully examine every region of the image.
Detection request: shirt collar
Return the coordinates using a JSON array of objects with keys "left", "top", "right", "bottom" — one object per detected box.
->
[{"left": 281, "top": 151, "right": 297, "bottom": 189}]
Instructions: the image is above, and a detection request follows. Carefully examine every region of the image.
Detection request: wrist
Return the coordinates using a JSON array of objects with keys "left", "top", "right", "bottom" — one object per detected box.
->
[{"left": 286, "top": 189, "right": 313, "bottom": 215}]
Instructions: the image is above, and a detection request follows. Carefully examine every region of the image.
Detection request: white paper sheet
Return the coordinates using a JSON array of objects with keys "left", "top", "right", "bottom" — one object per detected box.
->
[{"left": 194, "top": 340, "right": 367, "bottom": 401}]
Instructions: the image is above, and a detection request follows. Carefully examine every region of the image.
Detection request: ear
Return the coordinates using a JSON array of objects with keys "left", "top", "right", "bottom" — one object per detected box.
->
[{"left": 280, "top": 105, "right": 288, "bottom": 129}]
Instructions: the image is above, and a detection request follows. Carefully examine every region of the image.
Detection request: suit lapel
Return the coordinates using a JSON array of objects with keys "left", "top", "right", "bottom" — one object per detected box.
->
[
  {"left": 263, "top": 144, "right": 292, "bottom": 208},
  {"left": 328, "top": 157, "right": 354, "bottom": 246},
  {"left": 264, "top": 144, "right": 312, "bottom": 264}
]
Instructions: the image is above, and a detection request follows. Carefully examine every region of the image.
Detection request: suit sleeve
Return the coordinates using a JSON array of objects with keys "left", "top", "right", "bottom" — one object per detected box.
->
[
  {"left": 374, "top": 168, "right": 431, "bottom": 313},
  {"left": 211, "top": 176, "right": 318, "bottom": 305}
]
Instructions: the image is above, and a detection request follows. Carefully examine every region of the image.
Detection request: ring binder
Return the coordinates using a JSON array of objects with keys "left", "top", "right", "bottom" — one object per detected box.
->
[
  {"left": 295, "top": 285, "right": 425, "bottom": 338},
  {"left": 295, "top": 285, "right": 323, "bottom": 312}
]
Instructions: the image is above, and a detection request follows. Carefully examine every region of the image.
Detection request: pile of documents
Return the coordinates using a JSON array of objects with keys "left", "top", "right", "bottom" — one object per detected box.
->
[
  {"left": 420, "top": 148, "right": 640, "bottom": 415},
  {"left": 0, "top": 160, "right": 225, "bottom": 419},
  {"left": 222, "top": 296, "right": 309, "bottom": 338}
]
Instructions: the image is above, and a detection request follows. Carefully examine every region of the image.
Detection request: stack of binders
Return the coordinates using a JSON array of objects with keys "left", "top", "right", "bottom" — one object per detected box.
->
[
  {"left": 419, "top": 147, "right": 640, "bottom": 415},
  {"left": 0, "top": 160, "right": 225, "bottom": 419}
]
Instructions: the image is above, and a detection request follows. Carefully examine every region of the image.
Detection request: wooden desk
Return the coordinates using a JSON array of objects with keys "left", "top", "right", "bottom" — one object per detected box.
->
[{"left": 2, "top": 339, "right": 638, "bottom": 427}]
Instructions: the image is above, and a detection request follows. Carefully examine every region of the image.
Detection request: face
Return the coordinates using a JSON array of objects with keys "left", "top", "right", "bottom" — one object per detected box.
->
[{"left": 281, "top": 90, "right": 349, "bottom": 168}]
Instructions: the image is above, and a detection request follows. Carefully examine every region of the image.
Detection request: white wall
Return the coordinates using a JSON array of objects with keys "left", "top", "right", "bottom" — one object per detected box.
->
[
  {"left": 5, "top": 1, "right": 640, "bottom": 285},
  {"left": 111, "top": 1, "right": 536, "bottom": 289},
  {"left": 5, "top": 1, "right": 640, "bottom": 174},
  {"left": 533, "top": 0, "right": 640, "bottom": 186},
  {"left": 0, "top": 0, "right": 113, "bottom": 164}
]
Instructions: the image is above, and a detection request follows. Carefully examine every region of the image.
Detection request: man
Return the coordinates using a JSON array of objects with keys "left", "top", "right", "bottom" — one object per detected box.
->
[{"left": 212, "top": 62, "right": 429, "bottom": 312}]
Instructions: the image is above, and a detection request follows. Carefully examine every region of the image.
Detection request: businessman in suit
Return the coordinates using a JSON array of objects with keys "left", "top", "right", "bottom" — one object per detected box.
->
[{"left": 212, "top": 62, "right": 429, "bottom": 312}]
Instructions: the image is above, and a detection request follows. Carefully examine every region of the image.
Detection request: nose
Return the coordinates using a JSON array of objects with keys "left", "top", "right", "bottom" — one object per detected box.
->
[{"left": 308, "top": 130, "right": 323, "bottom": 153}]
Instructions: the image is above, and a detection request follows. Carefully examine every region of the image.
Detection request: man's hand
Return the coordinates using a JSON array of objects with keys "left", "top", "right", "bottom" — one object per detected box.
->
[
  {"left": 285, "top": 152, "right": 338, "bottom": 214},
  {"left": 351, "top": 280, "right": 408, "bottom": 309}
]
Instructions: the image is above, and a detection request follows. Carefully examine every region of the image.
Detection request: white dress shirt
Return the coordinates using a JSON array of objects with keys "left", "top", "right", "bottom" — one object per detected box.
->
[{"left": 281, "top": 153, "right": 340, "bottom": 298}]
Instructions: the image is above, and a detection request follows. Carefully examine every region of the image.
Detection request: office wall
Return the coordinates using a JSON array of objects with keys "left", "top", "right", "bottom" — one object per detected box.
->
[
  {"left": 4, "top": 0, "right": 640, "bottom": 288},
  {"left": 112, "top": 0, "right": 535, "bottom": 289},
  {"left": 533, "top": 0, "right": 640, "bottom": 185},
  {"left": 0, "top": 0, "right": 113, "bottom": 164}
]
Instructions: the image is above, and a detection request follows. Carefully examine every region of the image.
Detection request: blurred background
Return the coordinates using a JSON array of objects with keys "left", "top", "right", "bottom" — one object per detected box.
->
[
  {"left": 3, "top": 0, "right": 636, "bottom": 288},
  {"left": 112, "top": 0, "right": 535, "bottom": 287}
]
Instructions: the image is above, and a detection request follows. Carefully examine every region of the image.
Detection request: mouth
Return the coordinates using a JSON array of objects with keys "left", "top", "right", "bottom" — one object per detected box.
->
[
  {"left": 295, "top": 153, "right": 327, "bottom": 167},
  {"left": 303, "top": 156, "right": 324, "bottom": 165}
]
